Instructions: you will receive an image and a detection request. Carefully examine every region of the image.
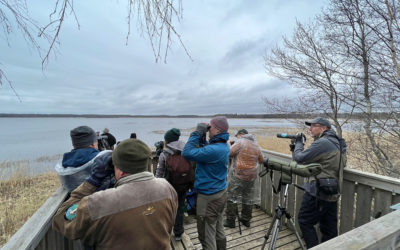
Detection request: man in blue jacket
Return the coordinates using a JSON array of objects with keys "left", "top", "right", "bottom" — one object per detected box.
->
[{"left": 182, "top": 116, "right": 230, "bottom": 250}]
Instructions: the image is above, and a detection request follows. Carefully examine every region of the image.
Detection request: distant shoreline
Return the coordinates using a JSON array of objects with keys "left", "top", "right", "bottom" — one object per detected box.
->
[{"left": 0, "top": 113, "right": 388, "bottom": 119}]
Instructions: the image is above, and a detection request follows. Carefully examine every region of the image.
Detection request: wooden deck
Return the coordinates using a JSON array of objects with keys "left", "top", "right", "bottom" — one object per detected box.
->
[{"left": 171, "top": 207, "right": 304, "bottom": 250}]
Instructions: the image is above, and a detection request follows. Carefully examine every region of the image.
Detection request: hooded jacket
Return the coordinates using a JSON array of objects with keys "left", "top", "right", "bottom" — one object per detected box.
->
[
  {"left": 55, "top": 149, "right": 113, "bottom": 192},
  {"left": 182, "top": 131, "right": 230, "bottom": 195}
]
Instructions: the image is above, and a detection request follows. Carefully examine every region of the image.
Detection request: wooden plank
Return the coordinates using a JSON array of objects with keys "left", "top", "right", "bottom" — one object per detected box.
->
[
  {"left": 373, "top": 189, "right": 393, "bottom": 218},
  {"left": 181, "top": 232, "right": 194, "bottom": 250},
  {"left": 339, "top": 179, "right": 356, "bottom": 234},
  {"left": 294, "top": 176, "right": 305, "bottom": 235},
  {"left": 312, "top": 209, "right": 400, "bottom": 250},
  {"left": 170, "top": 235, "right": 185, "bottom": 250},
  {"left": 392, "top": 194, "right": 400, "bottom": 209},
  {"left": 354, "top": 183, "right": 373, "bottom": 228},
  {"left": 2, "top": 187, "right": 68, "bottom": 250},
  {"left": 344, "top": 168, "right": 400, "bottom": 193}
]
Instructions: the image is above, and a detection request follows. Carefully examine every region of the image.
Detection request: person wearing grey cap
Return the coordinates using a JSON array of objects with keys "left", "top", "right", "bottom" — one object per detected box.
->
[
  {"left": 53, "top": 138, "right": 178, "bottom": 249},
  {"left": 55, "top": 125, "right": 113, "bottom": 192},
  {"left": 182, "top": 116, "right": 230, "bottom": 250},
  {"left": 292, "top": 117, "right": 346, "bottom": 248}
]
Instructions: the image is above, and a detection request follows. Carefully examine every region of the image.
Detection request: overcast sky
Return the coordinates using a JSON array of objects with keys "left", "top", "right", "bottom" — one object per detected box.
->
[{"left": 0, "top": 0, "right": 327, "bottom": 115}]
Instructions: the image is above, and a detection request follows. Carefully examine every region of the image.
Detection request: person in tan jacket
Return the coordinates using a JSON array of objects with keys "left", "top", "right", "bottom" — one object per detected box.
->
[
  {"left": 224, "top": 129, "right": 264, "bottom": 228},
  {"left": 52, "top": 139, "right": 178, "bottom": 250}
]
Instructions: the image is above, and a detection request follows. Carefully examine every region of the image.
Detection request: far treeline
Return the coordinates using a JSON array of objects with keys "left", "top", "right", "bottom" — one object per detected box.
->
[
  {"left": 0, "top": 112, "right": 395, "bottom": 119},
  {"left": 263, "top": 0, "right": 400, "bottom": 178}
]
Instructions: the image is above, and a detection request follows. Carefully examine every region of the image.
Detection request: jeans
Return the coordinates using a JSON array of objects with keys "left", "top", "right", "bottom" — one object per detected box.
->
[
  {"left": 174, "top": 191, "right": 186, "bottom": 237},
  {"left": 298, "top": 192, "right": 338, "bottom": 248}
]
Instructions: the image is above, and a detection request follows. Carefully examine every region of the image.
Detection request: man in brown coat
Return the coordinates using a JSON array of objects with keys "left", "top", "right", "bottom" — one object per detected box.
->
[{"left": 53, "top": 139, "right": 178, "bottom": 249}]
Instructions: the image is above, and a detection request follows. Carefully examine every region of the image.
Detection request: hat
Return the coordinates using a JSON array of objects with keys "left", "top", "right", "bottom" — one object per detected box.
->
[
  {"left": 235, "top": 129, "right": 248, "bottom": 136},
  {"left": 210, "top": 116, "right": 229, "bottom": 132},
  {"left": 70, "top": 126, "right": 97, "bottom": 149},
  {"left": 164, "top": 128, "right": 180, "bottom": 143},
  {"left": 112, "top": 139, "right": 151, "bottom": 174},
  {"left": 305, "top": 117, "right": 331, "bottom": 129},
  {"left": 103, "top": 128, "right": 109, "bottom": 133}
]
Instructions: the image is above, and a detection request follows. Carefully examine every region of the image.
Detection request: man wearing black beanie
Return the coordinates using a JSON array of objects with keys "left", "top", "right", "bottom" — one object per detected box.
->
[{"left": 55, "top": 125, "right": 113, "bottom": 192}]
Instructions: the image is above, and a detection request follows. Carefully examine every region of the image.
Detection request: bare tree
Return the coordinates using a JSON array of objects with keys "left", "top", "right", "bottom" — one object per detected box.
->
[
  {"left": 265, "top": 0, "right": 400, "bottom": 177},
  {"left": 264, "top": 20, "right": 356, "bottom": 137},
  {"left": 0, "top": 0, "right": 190, "bottom": 91}
]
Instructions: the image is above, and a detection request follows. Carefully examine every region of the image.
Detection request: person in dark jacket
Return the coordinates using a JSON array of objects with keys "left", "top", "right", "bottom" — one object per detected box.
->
[
  {"left": 182, "top": 116, "right": 230, "bottom": 250},
  {"left": 293, "top": 117, "right": 344, "bottom": 248},
  {"left": 55, "top": 126, "right": 113, "bottom": 192},
  {"left": 53, "top": 139, "right": 178, "bottom": 249},
  {"left": 101, "top": 128, "right": 116, "bottom": 150},
  {"left": 155, "top": 128, "right": 188, "bottom": 241}
]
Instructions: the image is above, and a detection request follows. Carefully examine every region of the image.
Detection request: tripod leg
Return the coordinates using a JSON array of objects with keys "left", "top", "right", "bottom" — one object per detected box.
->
[
  {"left": 237, "top": 206, "right": 242, "bottom": 235},
  {"left": 269, "top": 219, "right": 280, "bottom": 250},
  {"left": 261, "top": 214, "right": 277, "bottom": 250},
  {"left": 287, "top": 217, "right": 306, "bottom": 250}
]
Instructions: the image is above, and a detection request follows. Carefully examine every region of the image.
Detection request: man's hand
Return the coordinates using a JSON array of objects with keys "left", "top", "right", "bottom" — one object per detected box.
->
[
  {"left": 196, "top": 123, "right": 209, "bottom": 138},
  {"left": 296, "top": 133, "right": 306, "bottom": 144},
  {"left": 87, "top": 151, "right": 114, "bottom": 187}
]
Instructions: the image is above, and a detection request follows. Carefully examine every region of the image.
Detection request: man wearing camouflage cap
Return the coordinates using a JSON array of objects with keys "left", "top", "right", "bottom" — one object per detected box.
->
[
  {"left": 53, "top": 139, "right": 178, "bottom": 249},
  {"left": 292, "top": 117, "right": 346, "bottom": 248}
]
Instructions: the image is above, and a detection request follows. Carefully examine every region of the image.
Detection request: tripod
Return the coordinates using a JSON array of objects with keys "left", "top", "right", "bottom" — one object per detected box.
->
[{"left": 261, "top": 184, "right": 306, "bottom": 250}]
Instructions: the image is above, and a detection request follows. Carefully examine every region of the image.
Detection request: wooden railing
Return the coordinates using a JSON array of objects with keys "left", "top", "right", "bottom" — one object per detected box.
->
[
  {"left": 260, "top": 149, "right": 400, "bottom": 248},
  {"left": 2, "top": 149, "right": 400, "bottom": 250}
]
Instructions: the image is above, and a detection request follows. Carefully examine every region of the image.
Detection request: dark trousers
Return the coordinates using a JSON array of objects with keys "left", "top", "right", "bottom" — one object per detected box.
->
[
  {"left": 174, "top": 191, "right": 186, "bottom": 237},
  {"left": 298, "top": 192, "right": 338, "bottom": 248}
]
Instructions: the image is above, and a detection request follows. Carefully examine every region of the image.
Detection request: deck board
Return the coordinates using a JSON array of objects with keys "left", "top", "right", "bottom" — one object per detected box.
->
[{"left": 171, "top": 207, "right": 304, "bottom": 250}]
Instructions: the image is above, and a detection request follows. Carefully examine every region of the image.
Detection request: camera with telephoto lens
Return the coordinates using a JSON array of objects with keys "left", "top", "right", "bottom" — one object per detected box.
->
[{"left": 276, "top": 133, "right": 303, "bottom": 140}]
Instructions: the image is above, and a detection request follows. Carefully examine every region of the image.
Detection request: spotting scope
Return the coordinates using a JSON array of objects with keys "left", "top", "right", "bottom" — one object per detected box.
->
[
  {"left": 276, "top": 133, "right": 303, "bottom": 140},
  {"left": 262, "top": 157, "right": 322, "bottom": 177}
]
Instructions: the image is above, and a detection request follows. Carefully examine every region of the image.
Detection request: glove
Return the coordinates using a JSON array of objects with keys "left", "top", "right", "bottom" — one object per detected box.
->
[
  {"left": 87, "top": 152, "right": 114, "bottom": 187},
  {"left": 196, "top": 123, "right": 209, "bottom": 138},
  {"left": 296, "top": 133, "right": 306, "bottom": 144},
  {"left": 289, "top": 139, "right": 296, "bottom": 152}
]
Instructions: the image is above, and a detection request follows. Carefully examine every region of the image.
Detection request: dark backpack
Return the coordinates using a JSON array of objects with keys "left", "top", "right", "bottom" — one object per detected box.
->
[{"left": 166, "top": 152, "right": 193, "bottom": 193}]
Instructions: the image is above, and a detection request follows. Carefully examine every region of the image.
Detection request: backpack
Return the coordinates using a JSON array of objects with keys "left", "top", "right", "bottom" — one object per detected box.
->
[{"left": 166, "top": 152, "right": 194, "bottom": 193}]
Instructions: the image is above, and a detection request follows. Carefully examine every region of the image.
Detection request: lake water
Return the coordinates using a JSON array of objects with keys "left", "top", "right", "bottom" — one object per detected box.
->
[{"left": 0, "top": 117, "right": 297, "bottom": 178}]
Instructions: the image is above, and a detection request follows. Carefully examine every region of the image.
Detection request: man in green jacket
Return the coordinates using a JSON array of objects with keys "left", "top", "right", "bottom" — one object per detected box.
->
[
  {"left": 293, "top": 117, "right": 345, "bottom": 248},
  {"left": 53, "top": 139, "right": 178, "bottom": 249}
]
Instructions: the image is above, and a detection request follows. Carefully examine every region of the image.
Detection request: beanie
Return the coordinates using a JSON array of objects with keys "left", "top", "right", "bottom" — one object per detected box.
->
[
  {"left": 112, "top": 139, "right": 151, "bottom": 174},
  {"left": 235, "top": 129, "right": 248, "bottom": 136},
  {"left": 70, "top": 126, "right": 97, "bottom": 149},
  {"left": 210, "top": 116, "right": 229, "bottom": 132},
  {"left": 164, "top": 128, "right": 181, "bottom": 143}
]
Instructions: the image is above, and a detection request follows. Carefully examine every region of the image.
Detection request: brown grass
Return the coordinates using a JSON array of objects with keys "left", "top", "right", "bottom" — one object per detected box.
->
[{"left": 0, "top": 172, "right": 60, "bottom": 247}]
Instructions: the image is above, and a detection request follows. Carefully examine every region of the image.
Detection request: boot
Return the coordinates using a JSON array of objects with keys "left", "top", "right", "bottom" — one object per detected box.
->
[
  {"left": 216, "top": 238, "right": 227, "bottom": 250},
  {"left": 223, "top": 219, "right": 235, "bottom": 228},
  {"left": 240, "top": 204, "right": 253, "bottom": 227}
]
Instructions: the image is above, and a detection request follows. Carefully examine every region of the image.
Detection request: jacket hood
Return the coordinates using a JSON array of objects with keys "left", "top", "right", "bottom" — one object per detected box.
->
[
  {"left": 164, "top": 140, "right": 186, "bottom": 154},
  {"left": 241, "top": 134, "right": 256, "bottom": 142},
  {"left": 62, "top": 147, "right": 99, "bottom": 168},
  {"left": 322, "top": 129, "right": 340, "bottom": 148},
  {"left": 210, "top": 132, "right": 230, "bottom": 143}
]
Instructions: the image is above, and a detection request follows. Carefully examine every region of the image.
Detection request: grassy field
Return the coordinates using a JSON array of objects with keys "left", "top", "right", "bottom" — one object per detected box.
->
[{"left": 0, "top": 172, "right": 60, "bottom": 247}]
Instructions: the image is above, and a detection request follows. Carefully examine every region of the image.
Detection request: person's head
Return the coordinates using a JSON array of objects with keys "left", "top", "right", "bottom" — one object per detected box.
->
[
  {"left": 209, "top": 116, "right": 229, "bottom": 138},
  {"left": 112, "top": 139, "right": 152, "bottom": 180},
  {"left": 164, "top": 128, "right": 180, "bottom": 144},
  {"left": 305, "top": 117, "right": 331, "bottom": 138},
  {"left": 103, "top": 128, "right": 109, "bottom": 134},
  {"left": 130, "top": 133, "right": 137, "bottom": 139},
  {"left": 70, "top": 126, "right": 98, "bottom": 149},
  {"left": 235, "top": 129, "right": 248, "bottom": 139}
]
